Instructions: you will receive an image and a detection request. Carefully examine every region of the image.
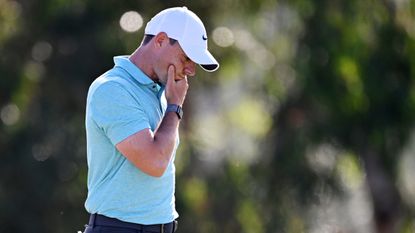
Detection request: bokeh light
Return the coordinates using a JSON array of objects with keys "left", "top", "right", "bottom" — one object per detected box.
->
[
  {"left": 212, "top": 26, "right": 234, "bottom": 47},
  {"left": 31, "top": 41, "right": 53, "bottom": 62},
  {"left": 119, "top": 11, "right": 143, "bottom": 33},
  {"left": 0, "top": 103, "right": 20, "bottom": 126},
  {"left": 24, "top": 61, "right": 45, "bottom": 82}
]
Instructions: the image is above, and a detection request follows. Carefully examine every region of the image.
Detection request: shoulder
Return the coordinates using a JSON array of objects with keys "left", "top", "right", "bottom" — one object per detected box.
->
[{"left": 88, "top": 70, "right": 132, "bottom": 97}]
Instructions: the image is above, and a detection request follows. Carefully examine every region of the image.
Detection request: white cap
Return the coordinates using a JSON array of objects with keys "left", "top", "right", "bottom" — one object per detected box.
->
[{"left": 145, "top": 7, "right": 219, "bottom": 72}]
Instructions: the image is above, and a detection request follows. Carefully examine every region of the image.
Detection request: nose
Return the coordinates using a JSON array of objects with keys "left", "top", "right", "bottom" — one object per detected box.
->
[{"left": 184, "top": 61, "right": 196, "bottom": 77}]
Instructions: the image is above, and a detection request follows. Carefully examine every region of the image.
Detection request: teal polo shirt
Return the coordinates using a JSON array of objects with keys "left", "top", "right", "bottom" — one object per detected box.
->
[{"left": 84, "top": 56, "right": 179, "bottom": 224}]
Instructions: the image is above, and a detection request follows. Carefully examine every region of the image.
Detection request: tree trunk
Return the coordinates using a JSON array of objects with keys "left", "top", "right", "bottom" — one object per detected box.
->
[{"left": 361, "top": 149, "right": 402, "bottom": 233}]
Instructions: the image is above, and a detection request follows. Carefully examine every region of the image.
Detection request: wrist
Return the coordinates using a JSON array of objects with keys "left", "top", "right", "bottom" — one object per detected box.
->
[{"left": 166, "top": 104, "right": 183, "bottom": 119}]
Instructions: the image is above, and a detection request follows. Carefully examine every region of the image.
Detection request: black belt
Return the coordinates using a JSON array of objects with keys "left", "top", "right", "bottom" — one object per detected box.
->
[{"left": 88, "top": 214, "right": 178, "bottom": 233}]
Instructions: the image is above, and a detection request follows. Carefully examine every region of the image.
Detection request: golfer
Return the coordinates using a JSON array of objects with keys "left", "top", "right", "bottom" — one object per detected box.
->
[{"left": 82, "top": 6, "right": 219, "bottom": 233}]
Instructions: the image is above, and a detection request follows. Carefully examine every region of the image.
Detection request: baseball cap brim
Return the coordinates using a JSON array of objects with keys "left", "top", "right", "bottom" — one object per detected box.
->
[{"left": 179, "top": 42, "right": 219, "bottom": 72}]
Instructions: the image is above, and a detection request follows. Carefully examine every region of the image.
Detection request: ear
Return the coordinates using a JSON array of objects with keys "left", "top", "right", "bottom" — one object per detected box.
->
[{"left": 153, "top": 32, "right": 168, "bottom": 48}]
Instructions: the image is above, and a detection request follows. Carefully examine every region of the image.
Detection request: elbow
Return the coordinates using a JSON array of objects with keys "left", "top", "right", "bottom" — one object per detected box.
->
[
  {"left": 141, "top": 158, "right": 169, "bottom": 178},
  {"left": 146, "top": 168, "right": 166, "bottom": 178},
  {"left": 129, "top": 161, "right": 167, "bottom": 178},
  {"left": 121, "top": 145, "right": 171, "bottom": 177}
]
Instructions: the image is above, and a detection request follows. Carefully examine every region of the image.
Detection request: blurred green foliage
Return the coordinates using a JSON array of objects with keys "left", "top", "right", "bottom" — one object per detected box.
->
[{"left": 1, "top": 0, "right": 415, "bottom": 232}]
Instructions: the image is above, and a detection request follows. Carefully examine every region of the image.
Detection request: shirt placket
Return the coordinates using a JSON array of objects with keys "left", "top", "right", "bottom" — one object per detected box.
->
[{"left": 149, "top": 83, "right": 166, "bottom": 116}]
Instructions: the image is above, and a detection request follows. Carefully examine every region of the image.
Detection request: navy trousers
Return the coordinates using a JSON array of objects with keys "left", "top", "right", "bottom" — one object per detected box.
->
[{"left": 83, "top": 214, "right": 178, "bottom": 233}]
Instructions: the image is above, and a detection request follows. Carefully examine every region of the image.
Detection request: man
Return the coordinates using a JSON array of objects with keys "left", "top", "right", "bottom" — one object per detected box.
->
[{"left": 82, "top": 6, "right": 219, "bottom": 233}]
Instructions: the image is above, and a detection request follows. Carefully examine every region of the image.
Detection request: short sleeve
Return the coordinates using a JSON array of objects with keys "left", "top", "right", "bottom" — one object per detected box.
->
[{"left": 88, "top": 81, "right": 150, "bottom": 145}]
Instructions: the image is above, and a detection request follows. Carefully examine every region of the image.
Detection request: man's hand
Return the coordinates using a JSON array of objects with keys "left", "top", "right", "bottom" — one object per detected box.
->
[{"left": 165, "top": 65, "right": 188, "bottom": 106}]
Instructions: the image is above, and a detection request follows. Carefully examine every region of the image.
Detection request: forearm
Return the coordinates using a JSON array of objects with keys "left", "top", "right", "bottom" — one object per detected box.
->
[
  {"left": 152, "top": 112, "right": 181, "bottom": 169},
  {"left": 116, "top": 111, "right": 181, "bottom": 177}
]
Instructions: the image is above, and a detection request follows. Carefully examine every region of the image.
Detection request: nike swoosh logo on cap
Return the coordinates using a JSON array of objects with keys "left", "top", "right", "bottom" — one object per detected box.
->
[{"left": 202, "top": 35, "right": 208, "bottom": 40}]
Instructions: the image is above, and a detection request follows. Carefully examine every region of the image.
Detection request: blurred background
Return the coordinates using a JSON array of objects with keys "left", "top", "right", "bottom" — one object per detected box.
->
[{"left": 1, "top": 0, "right": 415, "bottom": 232}]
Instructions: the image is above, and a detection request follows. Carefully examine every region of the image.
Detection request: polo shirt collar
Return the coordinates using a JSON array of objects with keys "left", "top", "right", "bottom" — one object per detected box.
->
[{"left": 113, "top": 55, "right": 155, "bottom": 85}]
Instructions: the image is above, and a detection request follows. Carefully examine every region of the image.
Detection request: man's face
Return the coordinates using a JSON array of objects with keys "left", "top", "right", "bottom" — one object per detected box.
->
[{"left": 154, "top": 38, "right": 196, "bottom": 85}]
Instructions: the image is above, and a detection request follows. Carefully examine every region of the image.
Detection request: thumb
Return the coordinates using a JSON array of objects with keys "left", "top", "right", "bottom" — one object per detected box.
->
[{"left": 165, "top": 65, "right": 176, "bottom": 103}]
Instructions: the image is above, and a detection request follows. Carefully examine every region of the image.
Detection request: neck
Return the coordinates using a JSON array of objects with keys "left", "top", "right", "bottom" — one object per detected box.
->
[{"left": 129, "top": 47, "right": 158, "bottom": 82}]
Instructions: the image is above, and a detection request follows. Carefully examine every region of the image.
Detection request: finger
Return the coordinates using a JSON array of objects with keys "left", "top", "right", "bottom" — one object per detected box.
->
[
  {"left": 176, "top": 76, "right": 189, "bottom": 94},
  {"left": 167, "top": 65, "right": 175, "bottom": 86},
  {"left": 180, "top": 76, "right": 189, "bottom": 87}
]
